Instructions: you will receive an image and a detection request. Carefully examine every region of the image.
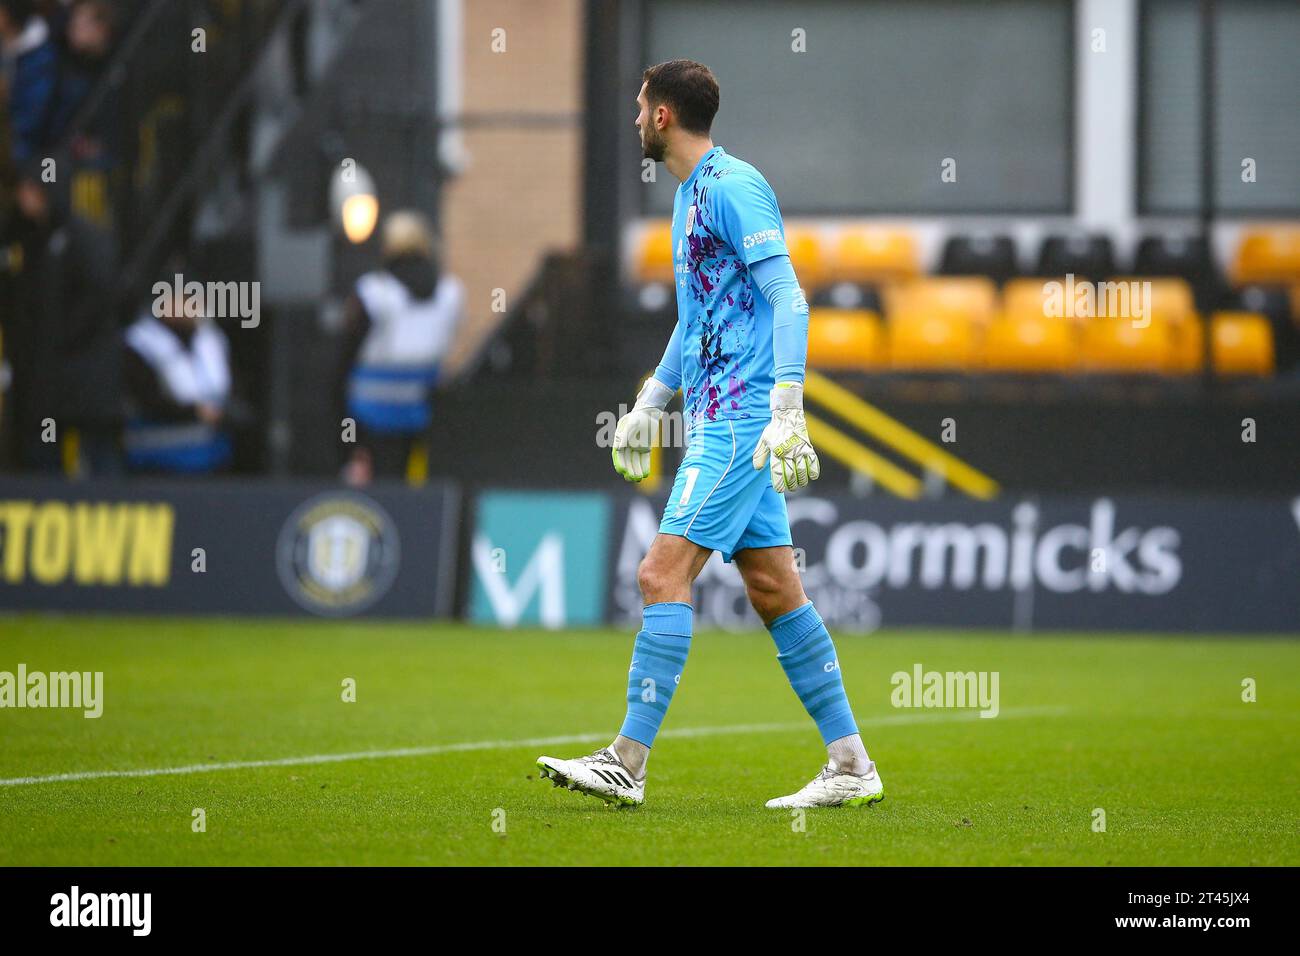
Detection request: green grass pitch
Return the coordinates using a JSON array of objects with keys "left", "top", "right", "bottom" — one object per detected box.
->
[{"left": 1, "top": 616, "right": 1297, "bottom": 866}]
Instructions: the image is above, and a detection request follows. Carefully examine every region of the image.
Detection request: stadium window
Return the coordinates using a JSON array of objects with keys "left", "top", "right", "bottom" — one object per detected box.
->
[
  {"left": 1138, "top": 0, "right": 1300, "bottom": 216},
  {"left": 640, "top": 0, "right": 1073, "bottom": 216}
]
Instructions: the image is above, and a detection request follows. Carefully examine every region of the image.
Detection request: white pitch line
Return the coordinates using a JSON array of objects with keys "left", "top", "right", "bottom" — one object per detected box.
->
[{"left": 0, "top": 706, "right": 1067, "bottom": 788}]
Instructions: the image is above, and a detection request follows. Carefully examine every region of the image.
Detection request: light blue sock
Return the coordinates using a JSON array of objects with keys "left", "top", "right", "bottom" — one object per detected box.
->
[
  {"left": 768, "top": 602, "right": 859, "bottom": 745},
  {"left": 618, "top": 602, "right": 692, "bottom": 748}
]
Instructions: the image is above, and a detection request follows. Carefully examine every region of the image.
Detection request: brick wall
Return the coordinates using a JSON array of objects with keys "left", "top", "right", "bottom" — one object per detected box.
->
[{"left": 442, "top": 0, "right": 585, "bottom": 375}]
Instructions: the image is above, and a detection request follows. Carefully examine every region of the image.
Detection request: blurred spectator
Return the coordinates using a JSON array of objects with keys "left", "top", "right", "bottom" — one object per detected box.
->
[
  {"left": 0, "top": 0, "right": 59, "bottom": 164},
  {"left": 1, "top": 172, "right": 59, "bottom": 470},
  {"left": 337, "top": 210, "right": 464, "bottom": 485},
  {"left": 0, "top": 172, "right": 118, "bottom": 472},
  {"left": 123, "top": 282, "right": 234, "bottom": 474},
  {"left": 36, "top": 1, "right": 76, "bottom": 39},
  {"left": 45, "top": 0, "right": 117, "bottom": 162}
]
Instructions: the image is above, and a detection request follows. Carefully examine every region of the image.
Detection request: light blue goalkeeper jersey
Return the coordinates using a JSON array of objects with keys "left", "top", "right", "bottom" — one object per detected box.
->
[{"left": 669, "top": 146, "right": 789, "bottom": 425}]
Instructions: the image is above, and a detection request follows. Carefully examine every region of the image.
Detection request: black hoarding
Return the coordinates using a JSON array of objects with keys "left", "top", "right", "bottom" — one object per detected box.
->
[
  {"left": 608, "top": 493, "right": 1300, "bottom": 634},
  {"left": 0, "top": 478, "right": 459, "bottom": 618}
]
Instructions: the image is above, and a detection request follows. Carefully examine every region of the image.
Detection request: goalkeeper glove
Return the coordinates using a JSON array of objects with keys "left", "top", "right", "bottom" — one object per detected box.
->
[
  {"left": 752, "top": 381, "right": 821, "bottom": 494},
  {"left": 611, "top": 377, "right": 674, "bottom": 482}
]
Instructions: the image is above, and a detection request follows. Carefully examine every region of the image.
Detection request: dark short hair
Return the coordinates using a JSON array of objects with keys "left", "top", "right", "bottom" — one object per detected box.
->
[{"left": 642, "top": 59, "right": 719, "bottom": 135}]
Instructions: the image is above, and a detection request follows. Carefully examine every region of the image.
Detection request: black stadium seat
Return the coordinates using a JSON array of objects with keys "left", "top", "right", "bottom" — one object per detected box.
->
[
  {"left": 939, "top": 234, "right": 1018, "bottom": 285},
  {"left": 810, "top": 281, "right": 883, "bottom": 313},
  {"left": 1134, "top": 234, "right": 1212, "bottom": 279},
  {"left": 1035, "top": 234, "right": 1116, "bottom": 278},
  {"left": 1231, "top": 285, "right": 1300, "bottom": 371},
  {"left": 1133, "top": 234, "right": 1219, "bottom": 308}
]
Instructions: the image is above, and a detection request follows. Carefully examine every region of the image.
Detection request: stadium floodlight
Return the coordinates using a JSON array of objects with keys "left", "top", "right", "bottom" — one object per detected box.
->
[{"left": 329, "top": 160, "right": 379, "bottom": 244}]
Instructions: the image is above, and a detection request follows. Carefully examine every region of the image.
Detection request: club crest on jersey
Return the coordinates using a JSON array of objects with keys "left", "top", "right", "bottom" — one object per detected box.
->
[{"left": 685, "top": 204, "right": 697, "bottom": 236}]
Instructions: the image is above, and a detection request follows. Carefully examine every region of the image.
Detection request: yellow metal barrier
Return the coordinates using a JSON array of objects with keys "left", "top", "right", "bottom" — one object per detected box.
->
[
  {"left": 804, "top": 369, "right": 999, "bottom": 499},
  {"left": 805, "top": 412, "right": 922, "bottom": 499},
  {"left": 406, "top": 440, "right": 429, "bottom": 486},
  {"left": 627, "top": 369, "right": 996, "bottom": 502}
]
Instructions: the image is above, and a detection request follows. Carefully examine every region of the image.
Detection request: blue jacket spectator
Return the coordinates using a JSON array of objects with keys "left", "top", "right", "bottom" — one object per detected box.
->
[
  {"left": 0, "top": 0, "right": 59, "bottom": 163},
  {"left": 46, "top": 0, "right": 117, "bottom": 161}
]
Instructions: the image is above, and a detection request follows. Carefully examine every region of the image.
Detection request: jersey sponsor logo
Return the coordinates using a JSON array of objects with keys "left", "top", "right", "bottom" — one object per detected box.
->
[
  {"left": 742, "top": 228, "right": 782, "bottom": 250},
  {"left": 685, "top": 204, "right": 697, "bottom": 236}
]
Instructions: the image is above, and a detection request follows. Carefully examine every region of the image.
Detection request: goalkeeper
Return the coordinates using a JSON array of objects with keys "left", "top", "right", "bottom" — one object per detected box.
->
[{"left": 537, "top": 59, "right": 883, "bottom": 810}]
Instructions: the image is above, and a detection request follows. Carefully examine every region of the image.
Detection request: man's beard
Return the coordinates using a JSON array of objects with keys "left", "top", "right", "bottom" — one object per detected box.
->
[{"left": 641, "top": 127, "right": 666, "bottom": 162}]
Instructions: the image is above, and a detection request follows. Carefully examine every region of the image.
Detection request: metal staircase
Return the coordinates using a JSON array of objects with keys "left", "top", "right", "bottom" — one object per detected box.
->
[{"left": 51, "top": 0, "right": 376, "bottom": 308}]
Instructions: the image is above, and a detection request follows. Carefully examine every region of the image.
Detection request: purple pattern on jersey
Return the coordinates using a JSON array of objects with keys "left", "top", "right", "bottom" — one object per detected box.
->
[{"left": 681, "top": 171, "right": 758, "bottom": 424}]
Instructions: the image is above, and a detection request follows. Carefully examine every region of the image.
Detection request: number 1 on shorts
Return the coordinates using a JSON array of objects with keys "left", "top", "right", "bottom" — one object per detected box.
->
[{"left": 678, "top": 466, "right": 701, "bottom": 509}]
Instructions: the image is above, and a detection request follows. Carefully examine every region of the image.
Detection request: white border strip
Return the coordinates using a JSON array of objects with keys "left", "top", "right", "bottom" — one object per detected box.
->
[{"left": 0, "top": 708, "right": 1067, "bottom": 787}]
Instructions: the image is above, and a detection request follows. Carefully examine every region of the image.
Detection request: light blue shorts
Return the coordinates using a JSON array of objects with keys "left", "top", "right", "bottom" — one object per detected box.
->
[{"left": 658, "top": 416, "right": 793, "bottom": 563}]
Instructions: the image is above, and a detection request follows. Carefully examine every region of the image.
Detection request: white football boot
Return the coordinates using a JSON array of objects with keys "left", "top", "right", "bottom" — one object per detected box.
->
[
  {"left": 536, "top": 747, "right": 645, "bottom": 807},
  {"left": 765, "top": 761, "right": 885, "bottom": 809}
]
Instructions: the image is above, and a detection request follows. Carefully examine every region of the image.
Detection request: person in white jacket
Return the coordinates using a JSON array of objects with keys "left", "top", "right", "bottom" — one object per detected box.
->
[
  {"left": 336, "top": 210, "right": 464, "bottom": 484},
  {"left": 122, "top": 284, "right": 233, "bottom": 474}
]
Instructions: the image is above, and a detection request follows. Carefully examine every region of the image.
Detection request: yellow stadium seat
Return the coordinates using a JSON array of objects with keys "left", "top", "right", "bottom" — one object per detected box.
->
[
  {"left": 637, "top": 220, "right": 827, "bottom": 287},
  {"left": 635, "top": 220, "right": 674, "bottom": 283},
  {"left": 1106, "top": 277, "right": 1195, "bottom": 326},
  {"left": 1002, "top": 277, "right": 1051, "bottom": 319},
  {"left": 1211, "top": 311, "right": 1274, "bottom": 376},
  {"left": 981, "top": 312, "right": 1074, "bottom": 373},
  {"left": 784, "top": 225, "right": 826, "bottom": 290},
  {"left": 807, "top": 309, "right": 885, "bottom": 371},
  {"left": 832, "top": 228, "right": 919, "bottom": 284},
  {"left": 1001, "top": 276, "right": 1095, "bottom": 321},
  {"left": 1232, "top": 228, "right": 1300, "bottom": 286},
  {"left": 1167, "top": 315, "right": 1206, "bottom": 374},
  {"left": 1079, "top": 318, "right": 1172, "bottom": 373},
  {"left": 888, "top": 309, "right": 976, "bottom": 370},
  {"left": 887, "top": 276, "right": 998, "bottom": 326}
]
